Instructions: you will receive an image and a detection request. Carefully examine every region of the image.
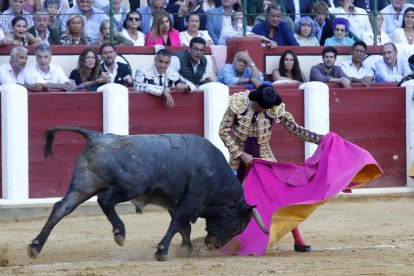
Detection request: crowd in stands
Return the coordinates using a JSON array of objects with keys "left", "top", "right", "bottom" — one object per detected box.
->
[{"left": 0, "top": 0, "right": 414, "bottom": 105}]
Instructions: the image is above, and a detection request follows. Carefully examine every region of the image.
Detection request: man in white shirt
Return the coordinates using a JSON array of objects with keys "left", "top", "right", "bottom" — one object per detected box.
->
[
  {"left": 375, "top": 42, "right": 412, "bottom": 83},
  {"left": 339, "top": 41, "right": 374, "bottom": 87},
  {"left": 0, "top": 46, "right": 28, "bottom": 85},
  {"left": 381, "top": 0, "right": 414, "bottom": 37},
  {"left": 24, "top": 43, "right": 75, "bottom": 91}
]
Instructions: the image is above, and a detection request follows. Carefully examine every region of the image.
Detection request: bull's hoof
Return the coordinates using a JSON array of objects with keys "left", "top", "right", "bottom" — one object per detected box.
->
[
  {"left": 154, "top": 252, "right": 168, "bottom": 261},
  {"left": 180, "top": 242, "right": 194, "bottom": 253},
  {"left": 113, "top": 233, "right": 125, "bottom": 247},
  {"left": 27, "top": 242, "right": 40, "bottom": 259}
]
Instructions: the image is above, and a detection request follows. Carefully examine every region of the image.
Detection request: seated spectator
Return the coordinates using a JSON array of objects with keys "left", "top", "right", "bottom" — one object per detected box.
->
[
  {"left": 206, "top": 0, "right": 237, "bottom": 45},
  {"left": 1, "top": 16, "right": 41, "bottom": 46},
  {"left": 60, "top": 0, "right": 108, "bottom": 45},
  {"left": 218, "top": 11, "right": 246, "bottom": 45},
  {"left": 354, "top": 0, "right": 388, "bottom": 12},
  {"left": 180, "top": 12, "right": 213, "bottom": 46},
  {"left": 138, "top": 0, "right": 167, "bottom": 34},
  {"left": 96, "top": 19, "right": 134, "bottom": 46},
  {"left": 375, "top": 42, "right": 412, "bottom": 83},
  {"left": 339, "top": 41, "right": 374, "bottom": 87},
  {"left": 23, "top": 0, "right": 40, "bottom": 12},
  {"left": 0, "top": 45, "right": 28, "bottom": 85},
  {"left": 312, "top": 1, "right": 333, "bottom": 46},
  {"left": 170, "top": 37, "right": 212, "bottom": 86},
  {"left": 0, "top": 0, "right": 34, "bottom": 33},
  {"left": 324, "top": 17, "right": 355, "bottom": 46},
  {"left": 218, "top": 50, "right": 270, "bottom": 89},
  {"left": 253, "top": 0, "right": 295, "bottom": 33},
  {"left": 28, "top": 9, "right": 61, "bottom": 45},
  {"left": 392, "top": 7, "right": 414, "bottom": 45},
  {"left": 310, "top": 46, "right": 352, "bottom": 88},
  {"left": 121, "top": 11, "right": 145, "bottom": 46},
  {"left": 362, "top": 11, "right": 391, "bottom": 46},
  {"left": 69, "top": 48, "right": 110, "bottom": 91},
  {"left": 171, "top": 0, "right": 207, "bottom": 32},
  {"left": 285, "top": 0, "right": 313, "bottom": 24},
  {"left": 101, "top": 0, "right": 128, "bottom": 32},
  {"left": 24, "top": 43, "right": 75, "bottom": 91},
  {"left": 100, "top": 43, "right": 133, "bottom": 86},
  {"left": 381, "top": 0, "right": 414, "bottom": 38},
  {"left": 43, "top": 0, "right": 69, "bottom": 20},
  {"left": 272, "top": 49, "right": 306, "bottom": 83},
  {"left": 251, "top": 3, "right": 299, "bottom": 47},
  {"left": 134, "top": 48, "right": 197, "bottom": 108},
  {"left": 294, "top": 16, "right": 319, "bottom": 46},
  {"left": 332, "top": 0, "right": 372, "bottom": 40},
  {"left": 60, "top": 14, "right": 91, "bottom": 45},
  {"left": 145, "top": 12, "right": 181, "bottom": 46},
  {"left": 202, "top": 0, "right": 217, "bottom": 12},
  {"left": 409, "top": 53, "right": 414, "bottom": 71}
]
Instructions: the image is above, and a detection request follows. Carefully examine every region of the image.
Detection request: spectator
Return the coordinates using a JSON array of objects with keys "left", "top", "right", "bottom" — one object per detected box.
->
[
  {"left": 0, "top": 45, "right": 28, "bottom": 85},
  {"left": 206, "top": 0, "right": 235, "bottom": 45},
  {"left": 101, "top": 0, "right": 128, "bottom": 32},
  {"left": 353, "top": 0, "right": 388, "bottom": 12},
  {"left": 134, "top": 48, "right": 197, "bottom": 108},
  {"left": 218, "top": 50, "right": 270, "bottom": 89},
  {"left": 381, "top": 0, "right": 414, "bottom": 38},
  {"left": 324, "top": 17, "right": 355, "bottom": 46},
  {"left": 45, "top": 0, "right": 64, "bottom": 35},
  {"left": 96, "top": 19, "right": 134, "bottom": 46},
  {"left": 332, "top": 0, "right": 372, "bottom": 40},
  {"left": 60, "top": 0, "right": 109, "bottom": 44},
  {"left": 409, "top": 53, "right": 414, "bottom": 71},
  {"left": 60, "top": 14, "right": 91, "bottom": 45},
  {"left": 217, "top": 11, "right": 245, "bottom": 45},
  {"left": 121, "top": 11, "right": 145, "bottom": 46},
  {"left": 272, "top": 49, "right": 306, "bottom": 83},
  {"left": 28, "top": 9, "right": 61, "bottom": 45},
  {"left": 392, "top": 7, "right": 414, "bottom": 45},
  {"left": 310, "top": 46, "right": 352, "bottom": 88},
  {"left": 294, "top": 16, "right": 319, "bottom": 46},
  {"left": 145, "top": 11, "right": 181, "bottom": 46},
  {"left": 171, "top": 0, "right": 207, "bottom": 32},
  {"left": 24, "top": 43, "right": 75, "bottom": 91},
  {"left": 253, "top": 0, "right": 295, "bottom": 33},
  {"left": 138, "top": 0, "right": 167, "bottom": 34},
  {"left": 202, "top": 0, "right": 219, "bottom": 12},
  {"left": 180, "top": 12, "right": 213, "bottom": 46},
  {"left": 171, "top": 37, "right": 211, "bottom": 86},
  {"left": 375, "top": 42, "right": 412, "bottom": 83},
  {"left": 251, "top": 3, "right": 299, "bottom": 47},
  {"left": 0, "top": 0, "right": 34, "bottom": 33},
  {"left": 362, "top": 11, "right": 391, "bottom": 46},
  {"left": 339, "top": 41, "right": 374, "bottom": 87},
  {"left": 285, "top": 0, "right": 314, "bottom": 23},
  {"left": 1, "top": 16, "right": 41, "bottom": 46},
  {"left": 23, "top": 0, "right": 41, "bottom": 12},
  {"left": 100, "top": 43, "right": 133, "bottom": 86},
  {"left": 69, "top": 48, "right": 110, "bottom": 91},
  {"left": 312, "top": 1, "right": 333, "bottom": 46}
]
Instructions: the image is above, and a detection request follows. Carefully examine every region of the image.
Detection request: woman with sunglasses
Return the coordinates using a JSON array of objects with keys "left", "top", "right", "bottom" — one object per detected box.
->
[
  {"left": 324, "top": 17, "right": 355, "bottom": 46},
  {"left": 121, "top": 11, "right": 145, "bottom": 46}
]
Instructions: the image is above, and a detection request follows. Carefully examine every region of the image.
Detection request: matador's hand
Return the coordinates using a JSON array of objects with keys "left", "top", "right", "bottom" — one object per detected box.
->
[{"left": 240, "top": 152, "right": 253, "bottom": 167}]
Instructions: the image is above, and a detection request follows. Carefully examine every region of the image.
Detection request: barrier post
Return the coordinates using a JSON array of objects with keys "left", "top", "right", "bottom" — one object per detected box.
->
[
  {"left": 99, "top": 83, "right": 129, "bottom": 135},
  {"left": 1, "top": 84, "right": 29, "bottom": 200},
  {"left": 202, "top": 82, "right": 230, "bottom": 161},
  {"left": 300, "top": 81, "right": 330, "bottom": 159},
  {"left": 401, "top": 80, "right": 414, "bottom": 187}
]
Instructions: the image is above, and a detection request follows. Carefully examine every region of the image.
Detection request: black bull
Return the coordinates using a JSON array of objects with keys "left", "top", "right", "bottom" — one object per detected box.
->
[{"left": 27, "top": 127, "right": 267, "bottom": 261}]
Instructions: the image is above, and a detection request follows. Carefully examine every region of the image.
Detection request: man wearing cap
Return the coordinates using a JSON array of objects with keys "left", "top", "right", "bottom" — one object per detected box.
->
[{"left": 219, "top": 84, "right": 323, "bottom": 253}]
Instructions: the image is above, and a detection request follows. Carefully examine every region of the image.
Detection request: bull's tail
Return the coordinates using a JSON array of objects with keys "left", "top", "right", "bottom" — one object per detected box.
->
[{"left": 44, "top": 126, "right": 100, "bottom": 158}]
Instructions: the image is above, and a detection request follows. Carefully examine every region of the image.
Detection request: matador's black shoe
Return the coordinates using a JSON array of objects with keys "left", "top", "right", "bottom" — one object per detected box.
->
[{"left": 294, "top": 244, "right": 312, "bottom": 252}]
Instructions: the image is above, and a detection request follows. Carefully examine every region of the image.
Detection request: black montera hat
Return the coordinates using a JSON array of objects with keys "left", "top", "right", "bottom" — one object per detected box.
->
[{"left": 248, "top": 85, "right": 282, "bottom": 109}]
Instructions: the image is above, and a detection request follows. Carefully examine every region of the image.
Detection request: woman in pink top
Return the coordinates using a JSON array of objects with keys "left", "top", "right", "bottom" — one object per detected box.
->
[{"left": 145, "top": 11, "right": 181, "bottom": 46}]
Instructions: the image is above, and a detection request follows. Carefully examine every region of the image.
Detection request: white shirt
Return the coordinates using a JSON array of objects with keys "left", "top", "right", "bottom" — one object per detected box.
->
[
  {"left": 361, "top": 30, "right": 391, "bottom": 46},
  {"left": 103, "top": 62, "right": 119, "bottom": 83},
  {"left": 339, "top": 58, "right": 374, "bottom": 80},
  {"left": 121, "top": 29, "right": 145, "bottom": 46},
  {"left": 0, "top": 62, "right": 27, "bottom": 85},
  {"left": 170, "top": 55, "right": 209, "bottom": 83},
  {"left": 24, "top": 64, "right": 69, "bottom": 85},
  {"left": 381, "top": 3, "right": 414, "bottom": 37},
  {"left": 332, "top": 6, "right": 372, "bottom": 39},
  {"left": 179, "top": 30, "right": 214, "bottom": 46},
  {"left": 294, "top": 0, "right": 300, "bottom": 23}
]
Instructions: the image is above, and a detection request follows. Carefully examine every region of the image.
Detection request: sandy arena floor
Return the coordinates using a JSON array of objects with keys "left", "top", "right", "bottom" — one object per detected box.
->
[{"left": 0, "top": 196, "right": 413, "bottom": 275}]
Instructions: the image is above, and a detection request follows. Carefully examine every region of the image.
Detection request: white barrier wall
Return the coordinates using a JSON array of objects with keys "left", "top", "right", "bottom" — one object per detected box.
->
[
  {"left": 99, "top": 83, "right": 129, "bottom": 135},
  {"left": 401, "top": 80, "right": 414, "bottom": 187}
]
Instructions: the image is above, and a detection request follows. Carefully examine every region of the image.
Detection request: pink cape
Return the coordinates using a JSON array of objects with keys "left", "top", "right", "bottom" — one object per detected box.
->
[{"left": 222, "top": 132, "right": 383, "bottom": 256}]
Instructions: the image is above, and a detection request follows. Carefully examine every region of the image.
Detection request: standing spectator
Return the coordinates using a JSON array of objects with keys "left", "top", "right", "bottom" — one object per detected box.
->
[
  {"left": 310, "top": 46, "right": 352, "bottom": 88},
  {"left": 138, "top": 0, "right": 167, "bottom": 34},
  {"left": 312, "top": 1, "right": 334, "bottom": 46},
  {"left": 324, "top": 17, "right": 355, "bottom": 46},
  {"left": 0, "top": 45, "right": 28, "bottom": 85},
  {"left": 100, "top": 43, "right": 133, "bottom": 86},
  {"left": 362, "top": 12, "right": 391, "bottom": 46},
  {"left": 339, "top": 41, "right": 375, "bottom": 87},
  {"left": 375, "top": 42, "right": 412, "bottom": 83},
  {"left": 60, "top": 0, "right": 109, "bottom": 44},
  {"left": 0, "top": 0, "right": 34, "bottom": 33},
  {"left": 180, "top": 12, "right": 213, "bottom": 46},
  {"left": 285, "top": 0, "right": 314, "bottom": 23},
  {"left": 121, "top": 11, "right": 145, "bottom": 46},
  {"left": 272, "top": 50, "right": 306, "bottom": 83},
  {"left": 392, "top": 7, "right": 414, "bottom": 45},
  {"left": 134, "top": 48, "right": 197, "bottom": 108},
  {"left": 96, "top": 19, "right": 134, "bottom": 46},
  {"left": 145, "top": 12, "right": 181, "bottom": 46},
  {"left": 381, "top": 0, "right": 414, "bottom": 38},
  {"left": 218, "top": 50, "right": 270, "bottom": 89},
  {"left": 252, "top": 3, "right": 299, "bottom": 47},
  {"left": 24, "top": 43, "right": 75, "bottom": 91},
  {"left": 101, "top": 0, "right": 128, "bottom": 32},
  {"left": 206, "top": 0, "right": 235, "bottom": 45},
  {"left": 1, "top": 16, "right": 41, "bottom": 46},
  {"left": 28, "top": 9, "right": 62, "bottom": 45},
  {"left": 60, "top": 14, "right": 91, "bottom": 45},
  {"left": 294, "top": 16, "right": 319, "bottom": 46},
  {"left": 69, "top": 48, "right": 110, "bottom": 91}
]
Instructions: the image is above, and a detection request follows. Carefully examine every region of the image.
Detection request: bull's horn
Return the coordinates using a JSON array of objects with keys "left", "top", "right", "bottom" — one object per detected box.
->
[{"left": 252, "top": 208, "right": 269, "bottom": 235}]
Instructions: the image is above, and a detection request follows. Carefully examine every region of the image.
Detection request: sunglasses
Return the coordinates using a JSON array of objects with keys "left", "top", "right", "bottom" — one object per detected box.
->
[
  {"left": 335, "top": 28, "right": 346, "bottom": 32},
  {"left": 128, "top": 17, "right": 141, "bottom": 22}
]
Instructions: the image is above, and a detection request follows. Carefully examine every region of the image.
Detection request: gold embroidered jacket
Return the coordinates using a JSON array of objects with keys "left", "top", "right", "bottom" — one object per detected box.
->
[{"left": 219, "top": 91, "right": 323, "bottom": 170}]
